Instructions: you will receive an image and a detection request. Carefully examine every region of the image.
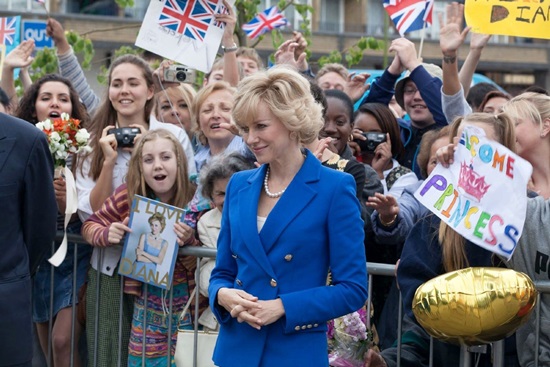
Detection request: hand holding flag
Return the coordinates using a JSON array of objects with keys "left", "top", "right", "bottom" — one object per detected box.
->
[
  {"left": 242, "top": 6, "right": 288, "bottom": 39},
  {"left": 35, "top": 0, "right": 50, "bottom": 17}
]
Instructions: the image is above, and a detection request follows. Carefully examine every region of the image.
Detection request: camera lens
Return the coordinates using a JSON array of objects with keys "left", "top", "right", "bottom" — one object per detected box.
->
[{"left": 176, "top": 71, "right": 186, "bottom": 82}]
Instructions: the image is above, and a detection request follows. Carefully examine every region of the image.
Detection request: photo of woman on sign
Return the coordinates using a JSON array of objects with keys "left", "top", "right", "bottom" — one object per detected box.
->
[{"left": 135, "top": 212, "right": 169, "bottom": 280}]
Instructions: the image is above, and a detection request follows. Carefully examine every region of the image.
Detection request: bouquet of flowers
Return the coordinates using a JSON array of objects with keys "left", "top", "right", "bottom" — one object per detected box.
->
[
  {"left": 36, "top": 112, "right": 91, "bottom": 174},
  {"left": 328, "top": 307, "right": 374, "bottom": 367}
]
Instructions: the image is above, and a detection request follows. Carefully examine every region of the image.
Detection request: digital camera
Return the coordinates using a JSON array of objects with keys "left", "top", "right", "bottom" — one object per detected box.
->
[
  {"left": 354, "top": 132, "right": 387, "bottom": 152},
  {"left": 164, "top": 65, "right": 196, "bottom": 83},
  {"left": 107, "top": 127, "right": 140, "bottom": 148}
]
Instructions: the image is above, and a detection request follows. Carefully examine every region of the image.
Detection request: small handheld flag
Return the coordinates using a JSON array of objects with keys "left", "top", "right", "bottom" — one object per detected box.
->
[
  {"left": 383, "top": 0, "right": 432, "bottom": 36},
  {"left": 242, "top": 6, "right": 288, "bottom": 40},
  {"left": 35, "top": 0, "right": 50, "bottom": 17}
]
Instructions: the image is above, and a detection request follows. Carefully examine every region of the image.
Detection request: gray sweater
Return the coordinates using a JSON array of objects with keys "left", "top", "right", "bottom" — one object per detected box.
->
[{"left": 506, "top": 196, "right": 550, "bottom": 367}]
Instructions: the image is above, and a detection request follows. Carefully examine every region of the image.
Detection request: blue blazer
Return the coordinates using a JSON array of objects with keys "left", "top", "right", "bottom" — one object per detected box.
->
[
  {"left": 209, "top": 151, "right": 368, "bottom": 367},
  {"left": 0, "top": 114, "right": 57, "bottom": 365}
]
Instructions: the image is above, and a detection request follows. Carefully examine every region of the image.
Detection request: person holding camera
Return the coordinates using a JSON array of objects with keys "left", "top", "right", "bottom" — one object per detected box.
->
[
  {"left": 353, "top": 102, "right": 418, "bottom": 199},
  {"left": 75, "top": 54, "right": 199, "bottom": 367}
]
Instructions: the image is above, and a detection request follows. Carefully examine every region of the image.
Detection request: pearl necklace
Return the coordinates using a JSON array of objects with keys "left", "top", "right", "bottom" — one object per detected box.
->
[{"left": 263, "top": 167, "right": 286, "bottom": 198}]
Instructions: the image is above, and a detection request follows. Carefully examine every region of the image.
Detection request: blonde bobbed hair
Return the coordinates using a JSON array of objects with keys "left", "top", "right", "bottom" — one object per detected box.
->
[{"left": 232, "top": 66, "right": 324, "bottom": 145}]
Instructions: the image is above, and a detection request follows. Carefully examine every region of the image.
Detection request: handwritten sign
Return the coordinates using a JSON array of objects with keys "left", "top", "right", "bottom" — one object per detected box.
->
[
  {"left": 414, "top": 126, "right": 532, "bottom": 259},
  {"left": 135, "top": 0, "right": 234, "bottom": 73},
  {"left": 465, "top": 0, "right": 550, "bottom": 40}
]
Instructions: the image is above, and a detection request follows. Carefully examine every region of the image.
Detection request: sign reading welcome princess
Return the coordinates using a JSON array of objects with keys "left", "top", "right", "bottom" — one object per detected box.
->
[{"left": 414, "top": 126, "right": 532, "bottom": 259}]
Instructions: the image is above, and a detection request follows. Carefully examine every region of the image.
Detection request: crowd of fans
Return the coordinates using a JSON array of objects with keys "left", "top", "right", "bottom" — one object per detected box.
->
[{"left": 2, "top": 1, "right": 550, "bottom": 366}]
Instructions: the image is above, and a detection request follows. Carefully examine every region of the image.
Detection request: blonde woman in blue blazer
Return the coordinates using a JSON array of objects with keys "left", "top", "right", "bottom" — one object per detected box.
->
[{"left": 208, "top": 67, "right": 369, "bottom": 367}]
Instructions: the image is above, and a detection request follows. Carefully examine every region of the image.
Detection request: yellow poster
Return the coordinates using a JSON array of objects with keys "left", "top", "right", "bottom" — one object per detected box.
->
[
  {"left": 465, "top": 0, "right": 550, "bottom": 40},
  {"left": 0, "top": 45, "right": 5, "bottom": 82}
]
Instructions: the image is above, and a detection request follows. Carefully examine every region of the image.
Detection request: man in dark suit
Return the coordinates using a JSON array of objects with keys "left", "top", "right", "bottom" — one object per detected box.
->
[{"left": 0, "top": 112, "right": 57, "bottom": 366}]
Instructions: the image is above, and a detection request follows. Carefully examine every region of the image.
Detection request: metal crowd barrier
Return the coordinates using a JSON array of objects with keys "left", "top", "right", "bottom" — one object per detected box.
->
[{"left": 38, "top": 232, "right": 547, "bottom": 367}]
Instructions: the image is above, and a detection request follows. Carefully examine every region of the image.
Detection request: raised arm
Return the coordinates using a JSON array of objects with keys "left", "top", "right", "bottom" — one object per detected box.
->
[
  {"left": 47, "top": 17, "right": 101, "bottom": 114},
  {"left": 439, "top": 2, "right": 474, "bottom": 122},
  {"left": 0, "top": 39, "right": 35, "bottom": 111},
  {"left": 459, "top": 32, "right": 491, "bottom": 97},
  {"left": 439, "top": 3, "right": 469, "bottom": 96},
  {"left": 217, "top": 0, "right": 239, "bottom": 87}
]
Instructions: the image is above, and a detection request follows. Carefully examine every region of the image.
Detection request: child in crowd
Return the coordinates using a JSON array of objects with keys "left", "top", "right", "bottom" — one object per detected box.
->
[
  {"left": 82, "top": 129, "right": 198, "bottom": 366},
  {"left": 75, "top": 54, "right": 197, "bottom": 366}
]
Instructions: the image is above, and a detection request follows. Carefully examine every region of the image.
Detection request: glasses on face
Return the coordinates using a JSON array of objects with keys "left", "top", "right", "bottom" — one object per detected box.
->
[{"left": 403, "top": 87, "right": 419, "bottom": 95}]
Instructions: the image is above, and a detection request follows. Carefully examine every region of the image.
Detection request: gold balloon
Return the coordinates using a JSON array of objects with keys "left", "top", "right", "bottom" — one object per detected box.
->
[{"left": 412, "top": 267, "right": 537, "bottom": 345}]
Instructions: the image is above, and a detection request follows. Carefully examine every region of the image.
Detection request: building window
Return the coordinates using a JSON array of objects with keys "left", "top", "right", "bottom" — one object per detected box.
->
[{"left": 319, "top": 0, "right": 343, "bottom": 33}]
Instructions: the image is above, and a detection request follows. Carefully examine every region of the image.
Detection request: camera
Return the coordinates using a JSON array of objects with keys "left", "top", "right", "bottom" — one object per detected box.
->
[
  {"left": 107, "top": 127, "right": 140, "bottom": 148},
  {"left": 164, "top": 65, "right": 196, "bottom": 83},
  {"left": 354, "top": 132, "right": 387, "bottom": 152}
]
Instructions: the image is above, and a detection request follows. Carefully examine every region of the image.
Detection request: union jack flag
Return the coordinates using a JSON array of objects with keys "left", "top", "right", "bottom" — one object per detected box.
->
[
  {"left": 242, "top": 6, "right": 288, "bottom": 40},
  {"left": 423, "top": 0, "right": 434, "bottom": 24},
  {"left": 159, "top": 0, "right": 217, "bottom": 42},
  {"left": 212, "top": 2, "right": 228, "bottom": 28},
  {"left": 0, "top": 17, "right": 18, "bottom": 47},
  {"left": 383, "top": 0, "right": 433, "bottom": 36}
]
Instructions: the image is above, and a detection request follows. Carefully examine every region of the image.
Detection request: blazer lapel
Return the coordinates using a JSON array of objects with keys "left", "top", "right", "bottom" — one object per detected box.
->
[
  {"left": 0, "top": 123, "right": 15, "bottom": 174},
  {"left": 259, "top": 151, "right": 320, "bottom": 253},
  {"left": 237, "top": 165, "right": 277, "bottom": 278}
]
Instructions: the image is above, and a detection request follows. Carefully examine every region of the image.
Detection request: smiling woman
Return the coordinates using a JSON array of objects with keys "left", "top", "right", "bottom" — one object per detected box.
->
[
  {"left": 209, "top": 66, "right": 368, "bottom": 367},
  {"left": 191, "top": 81, "right": 254, "bottom": 172}
]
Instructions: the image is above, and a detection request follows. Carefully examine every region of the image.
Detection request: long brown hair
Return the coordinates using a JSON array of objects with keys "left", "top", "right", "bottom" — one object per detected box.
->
[
  {"left": 126, "top": 129, "right": 194, "bottom": 208},
  {"left": 82, "top": 54, "right": 155, "bottom": 180},
  {"left": 439, "top": 112, "right": 516, "bottom": 272}
]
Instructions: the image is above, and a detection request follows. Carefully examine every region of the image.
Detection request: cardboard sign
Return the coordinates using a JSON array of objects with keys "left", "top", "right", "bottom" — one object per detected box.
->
[
  {"left": 465, "top": 0, "right": 550, "bottom": 40},
  {"left": 415, "top": 126, "right": 532, "bottom": 259},
  {"left": 135, "top": 0, "right": 234, "bottom": 73}
]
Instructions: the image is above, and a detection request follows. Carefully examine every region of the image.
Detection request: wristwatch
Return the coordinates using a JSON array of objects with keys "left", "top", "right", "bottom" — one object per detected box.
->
[{"left": 221, "top": 43, "right": 238, "bottom": 53}]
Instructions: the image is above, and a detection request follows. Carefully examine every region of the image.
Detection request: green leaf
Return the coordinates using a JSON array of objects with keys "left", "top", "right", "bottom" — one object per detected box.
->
[
  {"left": 368, "top": 37, "right": 379, "bottom": 50},
  {"left": 357, "top": 37, "right": 368, "bottom": 50}
]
